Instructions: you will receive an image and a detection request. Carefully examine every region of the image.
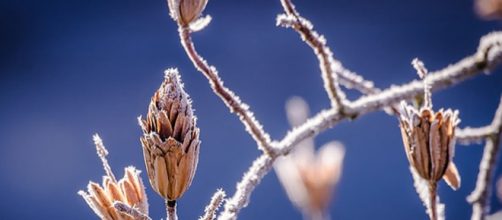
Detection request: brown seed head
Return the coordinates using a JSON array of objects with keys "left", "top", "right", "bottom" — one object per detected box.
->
[
  {"left": 168, "top": 0, "right": 208, "bottom": 26},
  {"left": 139, "top": 68, "right": 200, "bottom": 201},
  {"left": 79, "top": 167, "right": 149, "bottom": 220},
  {"left": 399, "top": 102, "right": 461, "bottom": 189}
]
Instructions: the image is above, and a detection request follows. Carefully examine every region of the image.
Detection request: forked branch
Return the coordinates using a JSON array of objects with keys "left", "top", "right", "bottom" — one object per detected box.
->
[{"left": 171, "top": 1, "right": 502, "bottom": 219}]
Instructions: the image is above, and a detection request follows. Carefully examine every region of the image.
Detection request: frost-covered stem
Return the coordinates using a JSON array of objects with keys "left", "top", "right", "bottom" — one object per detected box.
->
[
  {"left": 200, "top": 189, "right": 226, "bottom": 220},
  {"left": 412, "top": 58, "right": 432, "bottom": 109},
  {"left": 177, "top": 26, "right": 275, "bottom": 155},
  {"left": 114, "top": 201, "right": 152, "bottom": 220},
  {"left": 429, "top": 182, "right": 438, "bottom": 220},
  {"left": 166, "top": 200, "right": 178, "bottom": 220},
  {"left": 277, "top": 34, "right": 502, "bottom": 155},
  {"left": 216, "top": 32, "right": 502, "bottom": 219},
  {"left": 278, "top": 0, "right": 348, "bottom": 111},
  {"left": 92, "top": 134, "right": 117, "bottom": 183},
  {"left": 457, "top": 125, "right": 497, "bottom": 145},
  {"left": 467, "top": 97, "right": 502, "bottom": 220},
  {"left": 218, "top": 154, "right": 275, "bottom": 220}
]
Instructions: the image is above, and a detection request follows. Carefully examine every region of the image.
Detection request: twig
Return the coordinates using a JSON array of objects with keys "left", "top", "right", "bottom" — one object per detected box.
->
[
  {"left": 177, "top": 26, "right": 275, "bottom": 156},
  {"left": 114, "top": 201, "right": 152, "bottom": 220},
  {"left": 200, "top": 189, "right": 226, "bottom": 220},
  {"left": 467, "top": 96, "right": 502, "bottom": 220},
  {"left": 277, "top": 0, "right": 348, "bottom": 111},
  {"left": 92, "top": 134, "right": 117, "bottom": 183},
  {"left": 216, "top": 32, "right": 502, "bottom": 219},
  {"left": 457, "top": 125, "right": 497, "bottom": 145}
]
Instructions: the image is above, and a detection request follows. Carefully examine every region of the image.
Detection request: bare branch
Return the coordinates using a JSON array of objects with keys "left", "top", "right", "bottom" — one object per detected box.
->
[
  {"left": 114, "top": 201, "right": 152, "bottom": 220},
  {"left": 217, "top": 32, "right": 502, "bottom": 219},
  {"left": 200, "top": 189, "right": 226, "bottom": 220},
  {"left": 218, "top": 155, "right": 274, "bottom": 220},
  {"left": 468, "top": 96, "right": 502, "bottom": 220},
  {"left": 457, "top": 125, "right": 497, "bottom": 144},
  {"left": 177, "top": 26, "right": 274, "bottom": 156},
  {"left": 277, "top": 0, "right": 348, "bottom": 111}
]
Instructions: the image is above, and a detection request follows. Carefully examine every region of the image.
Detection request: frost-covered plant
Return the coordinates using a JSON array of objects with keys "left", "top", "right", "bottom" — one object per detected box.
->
[{"left": 80, "top": 0, "right": 502, "bottom": 220}]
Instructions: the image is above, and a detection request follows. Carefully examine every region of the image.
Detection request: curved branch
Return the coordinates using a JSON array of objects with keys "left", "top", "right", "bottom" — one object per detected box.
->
[
  {"left": 177, "top": 26, "right": 275, "bottom": 155},
  {"left": 277, "top": 0, "right": 347, "bottom": 110}
]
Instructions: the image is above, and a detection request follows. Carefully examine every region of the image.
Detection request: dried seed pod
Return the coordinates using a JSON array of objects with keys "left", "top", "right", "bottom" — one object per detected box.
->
[
  {"left": 275, "top": 141, "right": 345, "bottom": 218},
  {"left": 79, "top": 166, "right": 149, "bottom": 220},
  {"left": 168, "top": 0, "right": 208, "bottom": 26},
  {"left": 139, "top": 68, "right": 200, "bottom": 202},
  {"left": 399, "top": 102, "right": 461, "bottom": 190}
]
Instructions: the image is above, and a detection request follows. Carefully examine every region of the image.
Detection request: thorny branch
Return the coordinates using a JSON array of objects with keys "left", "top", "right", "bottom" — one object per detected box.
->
[
  {"left": 466, "top": 97, "right": 502, "bottom": 220},
  {"left": 172, "top": 1, "right": 502, "bottom": 219}
]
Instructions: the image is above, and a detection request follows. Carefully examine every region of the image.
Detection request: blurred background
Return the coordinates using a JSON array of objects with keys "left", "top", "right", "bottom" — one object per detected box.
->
[{"left": 1, "top": 0, "right": 502, "bottom": 219}]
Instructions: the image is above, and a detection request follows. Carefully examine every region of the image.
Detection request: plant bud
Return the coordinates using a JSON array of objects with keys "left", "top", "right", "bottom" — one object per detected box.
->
[
  {"left": 399, "top": 102, "right": 461, "bottom": 190},
  {"left": 139, "top": 68, "right": 200, "bottom": 202},
  {"left": 79, "top": 167, "right": 149, "bottom": 220},
  {"left": 168, "top": 0, "right": 208, "bottom": 26}
]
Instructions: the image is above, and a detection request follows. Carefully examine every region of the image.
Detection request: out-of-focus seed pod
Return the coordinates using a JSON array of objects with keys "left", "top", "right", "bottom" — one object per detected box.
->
[
  {"left": 476, "top": 0, "right": 502, "bottom": 20},
  {"left": 79, "top": 166, "right": 149, "bottom": 220},
  {"left": 168, "top": 0, "right": 208, "bottom": 26},
  {"left": 275, "top": 141, "right": 345, "bottom": 219},
  {"left": 399, "top": 102, "right": 461, "bottom": 190},
  {"left": 139, "top": 68, "right": 200, "bottom": 203}
]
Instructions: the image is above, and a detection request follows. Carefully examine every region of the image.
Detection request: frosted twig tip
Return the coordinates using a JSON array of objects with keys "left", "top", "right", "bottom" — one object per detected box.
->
[{"left": 200, "top": 189, "right": 226, "bottom": 220}]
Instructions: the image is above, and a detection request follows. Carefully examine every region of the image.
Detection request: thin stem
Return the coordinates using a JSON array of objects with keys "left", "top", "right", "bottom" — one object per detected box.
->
[
  {"left": 166, "top": 200, "right": 178, "bottom": 220},
  {"left": 429, "top": 182, "right": 438, "bottom": 220},
  {"left": 177, "top": 26, "right": 275, "bottom": 156},
  {"left": 92, "top": 134, "right": 117, "bottom": 183},
  {"left": 277, "top": 0, "right": 347, "bottom": 111}
]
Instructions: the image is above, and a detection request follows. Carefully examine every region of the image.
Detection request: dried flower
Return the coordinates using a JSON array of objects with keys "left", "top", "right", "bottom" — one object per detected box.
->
[
  {"left": 139, "top": 68, "right": 200, "bottom": 203},
  {"left": 79, "top": 135, "right": 149, "bottom": 220},
  {"left": 168, "top": 0, "right": 208, "bottom": 26},
  {"left": 399, "top": 103, "right": 461, "bottom": 189},
  {"left": 400, "top": 59, "right": 461, "bottom": 190},
  {"left": 79, "top": 167, "right": 149, "bottom": 220},
  {"left": 399, "top": 59, "right": 461, "bottom": 220}
]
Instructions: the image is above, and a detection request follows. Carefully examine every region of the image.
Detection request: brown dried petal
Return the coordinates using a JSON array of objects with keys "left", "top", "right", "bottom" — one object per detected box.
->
[
  {"left": 443, "top": 162, "right": 461, "bottom": 190},
  {"left": 154, "top": 156, "right": 169, "bottom": 198}
]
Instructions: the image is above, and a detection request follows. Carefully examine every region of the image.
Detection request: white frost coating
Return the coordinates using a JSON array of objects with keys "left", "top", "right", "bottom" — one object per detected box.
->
[
  {"left": 93, "top": 134, "right": 117, "bottom": 183},
  {"left": 173, "top": 0, "right": 502, "bottom": 217},
  {"left": 457, "top": 96, "right": 502, "bottom": 144},
  {"left": 277, "top": 9, "right": 349, "bottom": 110},
  {"left": 200, "top": 189, "right": 226, "bottom": 220},
  {"left": 217, "top": 155, "right": 274, "bottom": 220},
  {"left": 410, "top": 167, "right": 445, "bottom": 220},
  {"left": 179, "top": 26, "right": 275, "bottom": 155},
  {"left": 114, "top": 201, "right": 152, "bottom": 220},
  {"left": 219, "top": 31, "right": 502, "bottom": 218}
]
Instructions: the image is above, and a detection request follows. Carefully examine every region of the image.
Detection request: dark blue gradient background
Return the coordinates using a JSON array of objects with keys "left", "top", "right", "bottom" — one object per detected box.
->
[{"left": 1, "top": 0, "right": 502, "bottom": 219}]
